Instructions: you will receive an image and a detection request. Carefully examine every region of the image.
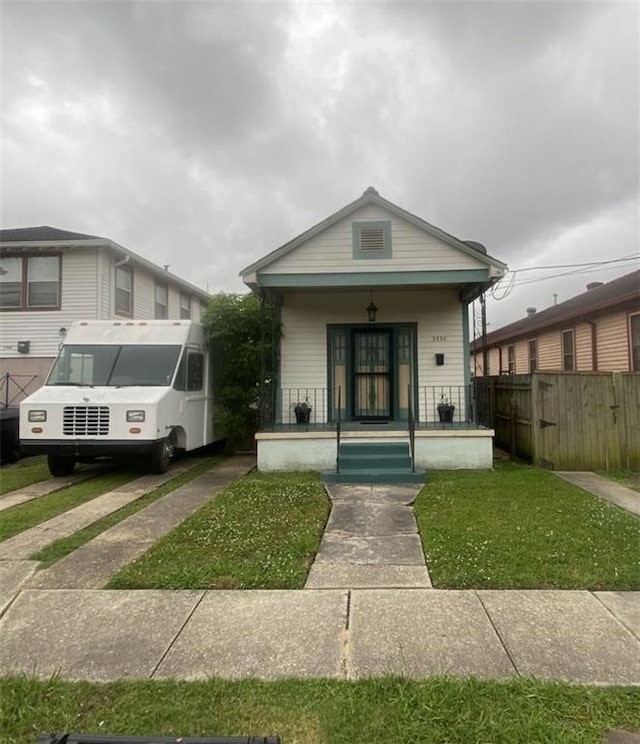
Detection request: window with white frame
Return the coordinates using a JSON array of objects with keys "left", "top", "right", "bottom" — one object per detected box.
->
[
  {"left": 529, "top": 339, "right": 537, "bottom": 373},
  {"left": 0, "top": 254, "right": 61, "bottom": 310},
  {"left": 154, "top": 282, "right": 168, "bottom": 319},
  {"left": 562, "top": 329, "right": 575, "bottom": 371},
  {"left": 179, "top": 292, "right": 191, "bottom": 319},
  {"left": 114, "top": 264, "right": 133, "bottom": 316},
  {"left": 507, "top": 345, "right": 515, "bottom": 374},
  {"left": 630, "top": 313, "right": 640, "bottom": 372}
]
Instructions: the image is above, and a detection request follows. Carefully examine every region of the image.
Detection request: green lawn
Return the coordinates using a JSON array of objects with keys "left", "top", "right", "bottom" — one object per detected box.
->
[
  {"left": 108, "top": 471, "right": 330, "bottom": 590},
  {"left": 33, "top": 456, "right": 221, "bottom": 566},
  {"left": 0, "top": 456, "right": 56, "bottom": 495},
  {"left": 416, "top": 463, "right": 640, "bottom": 590},
  {"left": 2, "top": 676, "right": 639, "bottom": 744}
]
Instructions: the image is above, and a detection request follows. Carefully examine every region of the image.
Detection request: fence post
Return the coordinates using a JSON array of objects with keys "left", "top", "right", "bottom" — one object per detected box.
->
[{"left": 509, "top": 397, "right": 518, "bottom": 458}]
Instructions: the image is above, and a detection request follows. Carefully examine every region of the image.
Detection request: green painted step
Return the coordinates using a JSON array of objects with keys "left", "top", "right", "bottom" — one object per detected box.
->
[
  {"left": 339, "top": 453, "right": 412, "bottom": 470},
  {"left": 322, "top": 469, "right": 426, "bottom": 484},
  {"left": 339, "top": 442, "right": 410, "bottom": 456},
  {"left": 324, "top": 440, "right": 426, "bottom": 484}
]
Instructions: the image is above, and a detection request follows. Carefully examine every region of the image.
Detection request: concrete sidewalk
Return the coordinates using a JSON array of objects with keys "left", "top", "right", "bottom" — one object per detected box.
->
[{"left": 0, "top": 587, "right": 637, "bottom": 684}]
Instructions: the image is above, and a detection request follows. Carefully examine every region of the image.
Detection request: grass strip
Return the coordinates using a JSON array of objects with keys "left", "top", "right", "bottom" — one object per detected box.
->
[
  {"left": 32, "top": 456, "right": 221, "bottom": 567},
  {"left": 2, "top": 675, "right": 640, "bottom": 744},
  {"left": 415, "top": 462, "right": 640, "bottom": 590},
  {"left": 108, "top": 471, "right": 330, "bottom": 590},
  {"left": 0, "top": 456, "right": 51, "bottom": 495},
  {"left": 0, "top": 470, "right": 139, "bottom": 543},
  {"left": 597, "top": 469, "right": 640, "bottom": 493}
]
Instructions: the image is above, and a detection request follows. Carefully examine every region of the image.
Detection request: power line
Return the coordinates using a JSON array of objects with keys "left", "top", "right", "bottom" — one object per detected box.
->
[
  {"left": 510, "top": 255, "right": 638, "bottom": 273},
  {"left": 490, "top": 254, "right": 639, "bottom": 299}
]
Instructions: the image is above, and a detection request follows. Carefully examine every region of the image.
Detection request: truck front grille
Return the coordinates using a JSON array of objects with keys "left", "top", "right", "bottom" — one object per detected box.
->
[{"left": 63, "top": 406, "right": 110, "bottom": 436}]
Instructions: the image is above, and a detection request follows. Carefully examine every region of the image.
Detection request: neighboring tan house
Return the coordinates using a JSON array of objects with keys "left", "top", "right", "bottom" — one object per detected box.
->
[
  {"left": 240, "top": 187, "right": 507, "bottom": 478},
  {"left": 470, "top": 269, "right": 640, "bottom": 376},
  {"left": 0, "top": 226, "right": 212, "bottom": 397}
]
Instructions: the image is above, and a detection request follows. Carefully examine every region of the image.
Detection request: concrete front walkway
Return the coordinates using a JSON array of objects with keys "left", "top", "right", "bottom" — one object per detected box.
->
[
  {"left": 305, "top": 484, "right": 431, "bottom": 589},
  {"left": 0, "top": 587, "right": 638, "bottom": 684}
]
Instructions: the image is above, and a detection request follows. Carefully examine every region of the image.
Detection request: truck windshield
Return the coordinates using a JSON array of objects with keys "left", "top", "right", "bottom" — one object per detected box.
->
[{"left": 47, "top": 345, "right": 182, "bottom": 387}]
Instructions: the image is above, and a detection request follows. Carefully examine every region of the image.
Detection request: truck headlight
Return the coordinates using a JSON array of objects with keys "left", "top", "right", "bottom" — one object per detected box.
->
[
  {"left": 28, "top": 410, "right": 47, "bottom": 422},
  {"left": 126, "top": 410, "right": 146, "bottom": 422}
]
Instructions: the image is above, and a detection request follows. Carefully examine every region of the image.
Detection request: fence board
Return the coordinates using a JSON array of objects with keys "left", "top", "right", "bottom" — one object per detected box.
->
[{"left": 479, "top": 372, "right": 640, "bottom": 470}]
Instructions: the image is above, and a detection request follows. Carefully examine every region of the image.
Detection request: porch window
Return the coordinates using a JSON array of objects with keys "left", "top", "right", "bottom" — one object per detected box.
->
[
  {"left": 352, "top": 221, "right": 392, "bottom": 260},
  {"left": 397, "top": 329, "right": 413, "bottom": 417},
  {"left": 330, "top": 330, "right": 347, "bottom": 419},
  {"left": 562, "top": 329, "right": 574, "bottom": 371}
]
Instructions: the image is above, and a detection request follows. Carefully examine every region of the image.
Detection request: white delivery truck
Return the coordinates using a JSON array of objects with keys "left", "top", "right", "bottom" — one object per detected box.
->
[{"left": 20, "top": 320, "right": 215, "bottom": 477}]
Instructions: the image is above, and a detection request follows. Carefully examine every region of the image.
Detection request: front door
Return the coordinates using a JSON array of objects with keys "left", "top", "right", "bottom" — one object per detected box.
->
[{"left": 353, "top": 330, "right": 392, "bottom": 419}]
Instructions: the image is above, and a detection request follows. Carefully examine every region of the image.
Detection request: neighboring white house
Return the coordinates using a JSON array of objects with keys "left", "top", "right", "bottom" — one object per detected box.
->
[
  {"left": 0, "top": 226, "right": 212, "bottom": 400},
  {"left": 241, "top": 187, "right": 508, "bottom": 476}
]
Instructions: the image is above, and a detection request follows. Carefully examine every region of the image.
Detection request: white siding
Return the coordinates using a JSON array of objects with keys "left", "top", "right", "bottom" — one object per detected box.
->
[
  {"left": 262, "top": 204, "right": 487, "bottom": 275},
  {"left": 1, "top": 248, "right": 209, "bottom": 372},
  {"left": 279, "top": 288, "right": 465, "bottom": 423},
  {"left": 97, "top": 250, "right": 112, "bottom": 319},
  {"left": 0, "top": 249, "right": 100, "bottom": 360}
]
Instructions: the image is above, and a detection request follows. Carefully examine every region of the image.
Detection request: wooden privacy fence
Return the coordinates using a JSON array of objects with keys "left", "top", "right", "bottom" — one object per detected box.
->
[{"left": 476, "top": 373, "right": 640, "bottom": 471}]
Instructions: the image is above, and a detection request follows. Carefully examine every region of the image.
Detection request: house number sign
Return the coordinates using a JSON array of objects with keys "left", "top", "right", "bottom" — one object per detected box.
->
[{"left": 432, "top": 335, "right": 447, "bottom": 342}]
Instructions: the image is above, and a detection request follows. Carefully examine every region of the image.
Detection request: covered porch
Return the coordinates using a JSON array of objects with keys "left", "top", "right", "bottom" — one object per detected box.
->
[{"left": 257, "top": 383, "right": 494, "bottom": 473}]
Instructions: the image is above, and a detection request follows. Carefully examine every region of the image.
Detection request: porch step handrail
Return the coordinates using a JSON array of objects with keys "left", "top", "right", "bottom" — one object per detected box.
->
[
  {"left": 336, "top": 386, "right": 341, "bottom": 473},
  {"left": 408, "top": 383, "right": 416, "bottom": 472}
]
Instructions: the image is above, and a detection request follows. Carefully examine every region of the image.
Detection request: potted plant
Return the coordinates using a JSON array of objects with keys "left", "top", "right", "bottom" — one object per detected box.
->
[
  {"left": 294, "top": 399, "right": 312, "bottom": 424},
  {"left": 437, "top": 394, "right": 455, "bottom": 423}
]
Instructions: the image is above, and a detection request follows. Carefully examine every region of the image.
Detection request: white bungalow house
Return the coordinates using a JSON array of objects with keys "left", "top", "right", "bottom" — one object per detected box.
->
[
  {"left": 241, "top": 187, "right": 508, "bottom": 480},
  {"left": 0, "top": 226, "right": 212, "bottom": 403}
]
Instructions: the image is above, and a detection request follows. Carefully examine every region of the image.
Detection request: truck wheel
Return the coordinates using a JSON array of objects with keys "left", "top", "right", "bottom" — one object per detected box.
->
[
  {"left": 48, "top": 455, "right": 76, "bottom": 477},
  {"left": 150, "top": 437, "right": 172, "bottom": 474}
]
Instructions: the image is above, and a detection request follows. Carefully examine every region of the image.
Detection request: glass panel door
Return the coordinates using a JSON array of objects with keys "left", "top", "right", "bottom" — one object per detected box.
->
[{"left": 353, "top": 331, "right": 391, "bottom": 419}]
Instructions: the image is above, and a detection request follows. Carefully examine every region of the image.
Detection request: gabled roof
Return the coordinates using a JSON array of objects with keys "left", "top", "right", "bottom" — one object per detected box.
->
[
  {"left": 472, "top": 269, "right": 640, "bottom": 349},
  {"left": 240, "top": 187, "right": 507, "bottom": 277},
  {"left": 1, "top": 225, "right": 212, "bottom": 302},
  {"left": 0, "top": 226, "right": 104, "bottom": 242}
]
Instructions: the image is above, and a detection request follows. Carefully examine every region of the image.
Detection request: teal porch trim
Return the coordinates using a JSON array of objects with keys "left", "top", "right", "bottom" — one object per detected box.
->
[
  {"left": 257, "top": 269, "right": 490, "bottom": 288},
  {"left": 462, "top": 302, "right": 471, "bottom": 415}
]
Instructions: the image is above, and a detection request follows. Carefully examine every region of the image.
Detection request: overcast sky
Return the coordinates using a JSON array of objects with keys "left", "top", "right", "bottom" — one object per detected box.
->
[{"left": 2, "top": 0, "right": 638, "bottom": 329}]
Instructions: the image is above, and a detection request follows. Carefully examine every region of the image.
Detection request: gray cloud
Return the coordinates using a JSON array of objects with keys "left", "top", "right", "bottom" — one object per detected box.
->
[{"left": 2, "top": 0, "right": 637, "bottom": 325}]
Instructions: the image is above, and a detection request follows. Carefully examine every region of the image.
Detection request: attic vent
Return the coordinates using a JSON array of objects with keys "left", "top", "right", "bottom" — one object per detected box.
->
[
  {"left": 360, "top": 228, "right": 385, "bottom": 252},
  {"left": 352, "top": 220, "right": 392, "bottom": 260}
]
